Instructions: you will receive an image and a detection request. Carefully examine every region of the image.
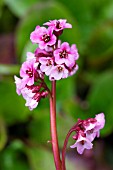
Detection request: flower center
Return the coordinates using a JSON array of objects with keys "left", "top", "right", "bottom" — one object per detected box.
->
[
  {"left": 81, "top": 140, "right": 85, "bottom": 145},
  {"left": 42, "top": 34, "right": 50, "bottom": 42},
  {"left": 57, "top": 66, "right": 63, "bottom": 72},
  {"left": 59, "top": 50, "right": 68, "bottom": 58},
  {"left": 46, "top": 59, "right": 52, "bottom": 66},
  {"left": 87, "top": 129, "right": 94, "bottom": 134},
  {"left": 56, "top": 21, "right": 62, "bottom": 29},
  {"left": 26, "top": 69, "right": 33, "bottom": 78}
]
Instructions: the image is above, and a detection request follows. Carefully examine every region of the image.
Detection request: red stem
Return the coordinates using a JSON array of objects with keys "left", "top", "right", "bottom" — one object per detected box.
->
[
  {"left": 62, "top": 123, "right": 79, "bottom": 170},
  {"left": 49, "top": 80, "right": 62, "bottom": 170},
  {"left": 62, "top": 129, "right": 74, "bottom": 170}
]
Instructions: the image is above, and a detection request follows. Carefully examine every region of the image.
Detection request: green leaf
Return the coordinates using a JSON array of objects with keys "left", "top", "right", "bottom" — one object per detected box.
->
[
  {"left": 87, "top": 71, "right": 113, "bottom": 136},
  {"left": 28, "top": 108, "right": 50, "bottom": 145},
  {"left": 0, "top": 117, "right": 7, "bottom": 151},
  {"left": 56, "top": 76, "right": 76, "bottom": 101},
  {"left": 21, "top": 41, "right": 38, "bottom": 62},
  {"left": 86, "top": 21, "right": 113, "bottom": 68},
  {"left": 0, "top": 0, "right": 4, "bottom": 17},
  {"left": 57, "top": 113, "right": 76, "bottom": 147},
  {"left": 57, "top": 0, "right": 92, "bottom": 24},
  {"left": 56, "top": 0, "right": 94, "bottom": 45},
  {"left": 26, "top": 147, "right": 55, "bottom": 170},
  {"left": 16, "top": 1, "right": 80, "bottom": 58},
  {"left": 4, "top": 0, "right": 39, "bottom": 17},
  {"left": 0, "top": 140, "right": 29, "bottom": 170},
  {"left": 0, "top": 80, "right": 30, "bottom": 125},
  {"left": 101, "top": 0, "right": 113, "bottom": 20},
  {"left": 0, "top": 64, "right": 20, "bottom": 75},
  {"left": 26, "top": 146, "right": 77, "bottom": 170}
]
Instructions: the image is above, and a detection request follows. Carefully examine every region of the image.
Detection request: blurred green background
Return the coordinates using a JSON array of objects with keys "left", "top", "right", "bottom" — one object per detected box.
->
[{"left": 0, "top": 0, "right": 113, "bottom": 170}]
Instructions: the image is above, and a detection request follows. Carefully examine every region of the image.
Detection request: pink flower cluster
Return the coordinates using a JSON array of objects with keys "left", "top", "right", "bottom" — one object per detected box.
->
[
  {"left": 70, "top": 113, "right": 105, "bottom": 154},
  {"left": 30, "top": 19, "right": 79, "bottom": 80},
  {"left": 14, "top": 19, "right": 79, "bottom": 110},
  {"left": 14, "top": 52, "right": 48, "bottom": 110}
]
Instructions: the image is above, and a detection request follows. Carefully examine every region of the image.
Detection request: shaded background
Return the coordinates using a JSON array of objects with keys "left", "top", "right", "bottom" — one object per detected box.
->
[{"left": 0, "top": 0, "right": 113, "bottom": 169}]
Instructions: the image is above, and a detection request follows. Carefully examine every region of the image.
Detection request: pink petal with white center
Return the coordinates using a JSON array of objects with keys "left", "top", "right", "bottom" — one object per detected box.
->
[
  {"left": 58, "top": 40, "right": 61, "bottom": 48},
  {"left": 30, "top": 26, "right": 46, "bottom": 44},
  {"left": 40, "top": 65, "right": 53, "bottom": 76},
  {"left": 65, "top": 23, "right": 72, "bottom": 28},
  {"left": 61, "top": 42, "right": 70, "bottom": 52},
  {"left": 26, "top": 77, "right": 34, "bottom": 86},
  {"left": 38, "top": 41, "right": 46, "bottom": 49},
  {"left": 69, "top": 64, "right": 79, "bottom": 76},
  {"left": 65, "top": 54, "right": 75, "bottom": 67},
  {"left": 59, "top": 19, "right": 67, "bottom": 25},
  {"left": 39, "top": 57, "right": 54, "bottom": 76},
  {"left": 26, "top": 52, "right": 35, "bottom": 61},
  {"left": 71, "top": 44, "right": 79, "bottom": 60},
  {"left": 40, "top": 64, "right": 49, "bottom": 72},
  {"left": 39, "top": 57, "right": 51, "bottom": 65},
  {"left": 25, "top": 98, "right": 38, "bottom": 111},
  {"left": 49, "top": 65, "right": 68, "bottom": 81},
  {"left": 62, "top": 67, "right": 68, "bottom": 79},
  {"left": 34, "top": 62, "right": 39, "bottom": 69},
  {"left": 57, "top": 58, "right": 66, "bottom": 65},
  {"left": 35, "top": 25, "right": 40, "bottom": 30},
  {"left": 49, "top": 66, "right": 63, "bottom": 81},
  {"left": 21, "top": 87, "right": 34, "bottom": 99},
  {"left": 96, "top": 131, "right": 100, "bottom": 138},
  {"left": 30, "top": 30, "right": 40, "bottom": 43},
  {"left": 85, "top": 122, "right": 96, "bottom": 131},
  {"left": 46, "top": 67, "right": 54, "bottom": 76},
  {"left": 70, "top": 135, "right": 93, "bottom": 154},
  {"left": 43, "top": 21, "right": 51, "bottom": 26},
  {"left": 44, "top": 19, "right": 72, "bottom": 32},
  {"left": 86, "top": 131, "right": 96, "bottom": 142},
  {"left": 20, "top": 59, "right": 36, "bottom": 86},
  {"left": 14, "top": 76, "right": 25, "bottom": 95},
  {"left": 47, "top": 34, "right": 56, "bottom": 46},
  {"left": 95, "top": 113, "right": 105, "bottom": 130}
]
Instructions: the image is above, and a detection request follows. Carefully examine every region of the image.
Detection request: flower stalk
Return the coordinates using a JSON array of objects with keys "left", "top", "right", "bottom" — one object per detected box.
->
[
  {"left": 62, "top": 129, "right": 73, "bottom": 170},
  {"left": 49, "top": 80, "right": 62, "bottom": 170}
]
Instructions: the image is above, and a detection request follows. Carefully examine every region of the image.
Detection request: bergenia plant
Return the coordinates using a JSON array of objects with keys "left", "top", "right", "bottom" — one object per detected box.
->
[{"left": 14, "top": 19, "right": 105, "bottom": 170}]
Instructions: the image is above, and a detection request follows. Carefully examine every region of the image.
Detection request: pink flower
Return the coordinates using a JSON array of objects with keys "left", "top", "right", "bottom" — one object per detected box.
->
[
  {"left": 85, "top": 113, "right": 105, "bottom": 139},
  {"left": 26, "top": 52, "right": 35, "bottom": 61},
  {"left": 49, "top": 65, "right": 68, "bottom": 81},
  {"left": 68, "top": 64, "right": 79, "bottom": 77},
  {"left": 14, "top": 76, "right": 26, "bottom": 95},
  {"left": 21, "top": 85, "right": 48, "bottom": 110},
  {"left": 94, "top": 113, "right": 105, "bottom": 137},
  {"left": 35, "top": 48, "right": 52, "bottom": 59},
  {"left": 95, "top": 113, "right": 105, "bottom": 130},
  {"left": 54, "top": 42, "right": 78, "bottom": 68},
  {"left": 21, "top": 87, "right": 39, "bottom": 110},
  {"left": 70, "top": 113, "right": 105, "bottom": 154},
  {"left": 39, "top": 57, "right": 54, "bottom": 76},
  {"left": 44, "top": 19, "right": 72, "bottom": 32},
  {"left": 71, "top": 44, "right": 79, "bottom": 60},
  {"left": 70, "top": 134, "right": 93, "bottom": 154},
  {"left": 85, "top": 129, "right": 97, "bottom": 142},
  {"left": 30, "top": 26, "right": 56, "bottom": 49},
  {"left": 20, "top": 58, "right": 36, "bottom": 86}
]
